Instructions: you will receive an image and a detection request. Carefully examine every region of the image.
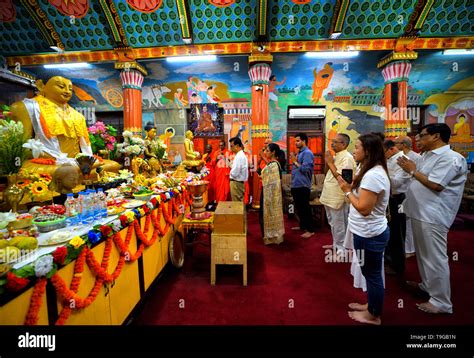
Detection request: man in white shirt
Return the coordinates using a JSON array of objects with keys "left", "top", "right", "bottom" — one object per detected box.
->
[
  {"left": 229, "top": 137, "right": 248, "bottom": 202},
  {"left": 394, "top": 136, "right": 422, "bottom": 258},
  {"left": 320, "top": 133, "right": 355, "bottom": 254},
  {"left": 398, "top": 123, "right": 468, "bottom": 314},
  {"left": 383, "top": 139, "right": 412, "bottom": 275}
]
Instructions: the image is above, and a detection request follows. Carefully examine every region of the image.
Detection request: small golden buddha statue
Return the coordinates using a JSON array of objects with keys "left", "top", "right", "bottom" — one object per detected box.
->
[
  {"left": 143, "top": 121, "right": 162, "bottom": 175},
  {"left": 182, "top": 130, "right": 203, "bottom": 170},
  {"left": 10, "top": 76, "right": 121, "bottom": 180}
]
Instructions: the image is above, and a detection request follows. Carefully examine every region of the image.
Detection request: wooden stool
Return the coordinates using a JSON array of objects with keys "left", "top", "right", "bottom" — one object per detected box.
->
[{"left": 210, "top": 231, "right": 247, "bottom": 286}]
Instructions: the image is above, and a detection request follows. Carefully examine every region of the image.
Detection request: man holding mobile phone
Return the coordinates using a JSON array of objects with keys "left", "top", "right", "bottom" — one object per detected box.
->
[{"left": 320, "top": 133, "right": 356, "bottom": 253}]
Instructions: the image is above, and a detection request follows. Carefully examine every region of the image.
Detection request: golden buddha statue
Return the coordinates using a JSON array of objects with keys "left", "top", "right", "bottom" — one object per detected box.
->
[
  {"left": 143, "top": 121, "right": 163, "bottom": 175},
  {"left": 10, "top": 76, "right": 120, "bottom": 179},
  {"left": 182, "top": 130, "right": 203, "bottom": 170}
]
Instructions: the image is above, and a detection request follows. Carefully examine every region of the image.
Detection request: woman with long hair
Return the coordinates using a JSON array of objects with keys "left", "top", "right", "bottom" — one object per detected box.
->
[
  {"left": 260, "top": 143, "right": 286, "bottom": 245},
  {"left": 337, "top": 133, "right": 390, "bottom": 325}
]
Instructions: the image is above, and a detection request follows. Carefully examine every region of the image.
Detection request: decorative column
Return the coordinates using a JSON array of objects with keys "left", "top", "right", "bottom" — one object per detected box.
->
[
  {"left": 378, "top": 51, "right": 417, "bottom": 138},
  {"left": 248, "top": 52, "right": 272, "bottom": 208},
  {"left": 115, "top": 62, "right": 148, "bottom": 136}
]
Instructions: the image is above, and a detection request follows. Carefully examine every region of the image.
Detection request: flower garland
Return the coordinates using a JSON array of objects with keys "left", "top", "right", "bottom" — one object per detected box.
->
[
  {"left": 30, "top": 158, "right": 56, "bottom": 165},
  {"left": 9, "top": 185, "right": 195, "bottom": 325},
  {"left": 24, "top": 278, "right": 47, "bottom": 325}
]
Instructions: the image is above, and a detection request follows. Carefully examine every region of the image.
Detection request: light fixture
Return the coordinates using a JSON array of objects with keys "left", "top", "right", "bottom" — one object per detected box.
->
[
  {"left": 50, "top": 46, "right": 64, "bottom": 53},
  {"left": 329, "top": 32, "right": 342, "bottom": 40},
  {"left": 43, "top": 62, "right": 91, "bottom": 69},
  {"left": 442, "top": 49, "right": 474, "bottom": 56},
  {"left": 304, "top": 51, "right": 359, "bottom": 58},
  {"left": 166, "top": 55, "right": 217, "bottom": 63}
]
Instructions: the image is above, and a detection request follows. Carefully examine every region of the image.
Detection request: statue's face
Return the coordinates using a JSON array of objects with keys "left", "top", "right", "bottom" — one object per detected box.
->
[
  {"left": 148, "top": 128, "right": 156, "bottom": 138},
  {"left": 44, "top": 76, "right": 73, "bottom": 105},
  {"left": 186, "top": 131, "right": 193, "bottom": 139},
  {"left": 61, "top": 171, "right": 80, "bottom": 191}
]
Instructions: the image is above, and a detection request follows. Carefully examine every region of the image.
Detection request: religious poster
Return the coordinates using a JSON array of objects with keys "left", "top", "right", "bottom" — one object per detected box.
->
[{"left": 188, "top": 103, "right": 223, "bottom": 138}]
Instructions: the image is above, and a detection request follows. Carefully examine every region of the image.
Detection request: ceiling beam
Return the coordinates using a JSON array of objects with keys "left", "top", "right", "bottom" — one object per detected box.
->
[
  {"left": 19, "top": 0, "right": 64, "bottom": 50},
  {"left": 257, "top": 0, "right": 269, "bottom": 41},
  {"left": 404, "top": 0, "right": 435, "bottom": 36},
  {"left": 329, "top": 0, "right": 350, "bottom": 39},
  {"left": 175, "top": 0, "right": 193, "bottom": 44},
  {"left": 7, "top": 37, "right": 474, "bottom": 67},
  {"left": 98, "top": 0, "right": 129, "bottom": 47}
]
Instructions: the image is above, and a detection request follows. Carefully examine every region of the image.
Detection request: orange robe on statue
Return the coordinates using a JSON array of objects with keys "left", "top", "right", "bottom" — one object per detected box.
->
[{"left": 212, "top": 149, "right": 231, "bottom": 202}]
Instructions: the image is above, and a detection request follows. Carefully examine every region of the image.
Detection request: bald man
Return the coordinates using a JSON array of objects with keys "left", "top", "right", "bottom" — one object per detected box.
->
[{"left": 394, "top": 136, "right": 422, "bottom": 258}]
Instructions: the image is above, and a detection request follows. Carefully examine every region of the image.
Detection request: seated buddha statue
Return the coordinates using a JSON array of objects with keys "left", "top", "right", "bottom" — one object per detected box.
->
[
  {"left": 10, "top": 76, "right": 121, "bottom": 180},
  {"left": 182, "top": 130, "right": 203, "bottom": 171}
]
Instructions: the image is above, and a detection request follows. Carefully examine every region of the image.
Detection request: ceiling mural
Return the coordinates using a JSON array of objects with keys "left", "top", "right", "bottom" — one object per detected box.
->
[
  {"left": 47, "top": 0, "right": 90, "bottom": 18},
  {"left": 126, "top": 0, "right": 164, "bottom": 13},
  {"left": 0, "top": 0, "right": 473, "bottom": 57},
  {"left": 268, "top": 0, "right": 335, "bottom": 40},
  {"left": 113, "top": 0, "right": 182, "bottom": 47},
  {"left": 190, "top": 0, "right": 257, "bottom": 44}
]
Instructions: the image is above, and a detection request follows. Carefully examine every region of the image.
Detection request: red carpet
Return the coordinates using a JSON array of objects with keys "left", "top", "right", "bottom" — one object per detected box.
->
[{"left": 132, "top": 211, "right": 474, "bottom": 326}]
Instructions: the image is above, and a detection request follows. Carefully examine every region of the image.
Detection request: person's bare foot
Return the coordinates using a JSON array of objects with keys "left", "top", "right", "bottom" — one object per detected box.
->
[
  {"left": 301, "top": 232, "right": 315, "bottom": 239},
  {"left": 348, "top": 310, "right": 381, "bottom": 325},
  {"left": 416, "top": 302, "right": 451, "bottom": 314},
  {"left": 348, "top": 302, "right": 368, "bottom": 311}
]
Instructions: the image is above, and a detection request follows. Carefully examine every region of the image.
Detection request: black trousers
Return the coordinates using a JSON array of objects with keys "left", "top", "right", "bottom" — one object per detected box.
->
[
  {"left": 291, "top": 187, "right": 315, "bottom": 232},
  {"left": 386, "top": 193, "right": 406, "bottom": 274}
]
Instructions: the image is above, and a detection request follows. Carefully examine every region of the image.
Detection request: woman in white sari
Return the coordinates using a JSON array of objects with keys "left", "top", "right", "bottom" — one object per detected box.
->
[{"left": 260, "top": 143, "right": 285, "bottom": 245}]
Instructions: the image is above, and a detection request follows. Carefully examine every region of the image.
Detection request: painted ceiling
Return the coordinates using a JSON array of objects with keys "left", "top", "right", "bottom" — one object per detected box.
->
[{"left": 0, "top": 0, "right": 473, "bottom": 58}]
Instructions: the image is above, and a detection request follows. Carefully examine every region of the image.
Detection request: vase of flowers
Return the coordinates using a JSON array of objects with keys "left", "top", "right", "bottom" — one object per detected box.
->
[
  {"left": 87, "top": 121, "right": 117, "bottom": 160},
  {"left": 117, "top": 131, "right": 146, "bottom": 166}
]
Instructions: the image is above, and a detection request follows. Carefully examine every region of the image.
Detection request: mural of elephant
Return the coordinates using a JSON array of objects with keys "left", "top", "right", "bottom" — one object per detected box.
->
[{"left": 332, "top": 107, "right": 384, "bottom": 134}]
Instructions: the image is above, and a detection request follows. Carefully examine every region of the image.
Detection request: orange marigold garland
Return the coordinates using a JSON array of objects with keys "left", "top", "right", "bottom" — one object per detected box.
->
[
  {"left": 24, "top": 278, "right": 47, "bottom": 325},
  {"left": 30, "top": 158, "right": 56, "bottom": 165}
]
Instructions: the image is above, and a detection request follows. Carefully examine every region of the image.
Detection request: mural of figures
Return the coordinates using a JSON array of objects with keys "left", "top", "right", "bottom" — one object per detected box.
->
[
  {"left": 312, "top": 62, "right": 334, "bottom": 104},
  {"left": 174, "top": 88, "right": 188, "bottom": 108},
  {"left": 269, "top": 75, "right": 286, "bottom": 110}
]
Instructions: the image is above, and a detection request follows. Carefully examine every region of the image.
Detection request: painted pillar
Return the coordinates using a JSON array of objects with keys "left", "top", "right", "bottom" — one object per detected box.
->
[
  {"left": 119, "top": 68, "right": 144, "bottom": 136},
  {"left": 381, "top": 61, "right": 412, "bottom": 138},
  {"left": 248, "top": 56, "right": 272, "bottom": 208}
]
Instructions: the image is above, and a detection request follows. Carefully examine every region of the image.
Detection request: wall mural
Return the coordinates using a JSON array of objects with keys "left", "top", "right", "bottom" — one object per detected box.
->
[
  {"left": 270, "top": 51, "right": 474, "bottom": 163},
  {"left": 24, "top": 50, "right": 474, "bottom": 163}
]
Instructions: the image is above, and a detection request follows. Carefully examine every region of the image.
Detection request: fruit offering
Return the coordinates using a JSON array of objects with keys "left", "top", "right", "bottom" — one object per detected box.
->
[{"left": 39, "top": 205, "right": 66, "bottom": 215}]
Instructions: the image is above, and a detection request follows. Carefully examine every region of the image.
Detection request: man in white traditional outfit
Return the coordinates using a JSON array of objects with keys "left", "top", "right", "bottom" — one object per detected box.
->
[{"left": 398, "top": 123, "right": 467, "bottom": 314}]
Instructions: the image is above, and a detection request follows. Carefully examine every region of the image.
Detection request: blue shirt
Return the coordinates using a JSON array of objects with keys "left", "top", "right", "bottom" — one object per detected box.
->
[{"left": 291, "top": 146, "right": 314, "bottom": 189}]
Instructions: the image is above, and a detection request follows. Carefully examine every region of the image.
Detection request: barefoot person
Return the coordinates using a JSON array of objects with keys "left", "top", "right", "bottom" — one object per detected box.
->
[{"left": 337, "top": 133, "right": 390, "bottom": 325}]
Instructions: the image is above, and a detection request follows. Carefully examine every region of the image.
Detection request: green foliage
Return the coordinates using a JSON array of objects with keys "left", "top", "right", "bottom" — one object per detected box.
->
[{"left": 0, "top": 119, "right": 26, "bottom": 175}]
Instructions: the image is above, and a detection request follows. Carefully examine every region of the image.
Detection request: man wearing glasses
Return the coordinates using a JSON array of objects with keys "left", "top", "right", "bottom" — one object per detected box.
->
[
  {"left": 398, "top": 123, "right": 467, "bottom": 314},
  {"left": 320, "top": 133, "right": 356, "bottom": 254}
]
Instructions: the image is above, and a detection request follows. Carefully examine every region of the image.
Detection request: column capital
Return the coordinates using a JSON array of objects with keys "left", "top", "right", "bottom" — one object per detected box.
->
[
  {"left": 377, "top": 51, "right": 417, "bottom": 69},
  {"left": 118, "top": 68, "right": 145, "bottom": 90},
  {"left": 380, "top": 60, "right": 414, "bottom": 84},
  {"left": 248, "top": 62, "right": 272, "bottom": 86},
  {"left": 115, "top": 61, "right": 148, "bottom": 76}
]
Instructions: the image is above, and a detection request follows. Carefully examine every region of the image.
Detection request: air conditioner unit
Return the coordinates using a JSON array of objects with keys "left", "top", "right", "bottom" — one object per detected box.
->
[{"left": 288, "top": 107, "right": 326, "bottom": 119}]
